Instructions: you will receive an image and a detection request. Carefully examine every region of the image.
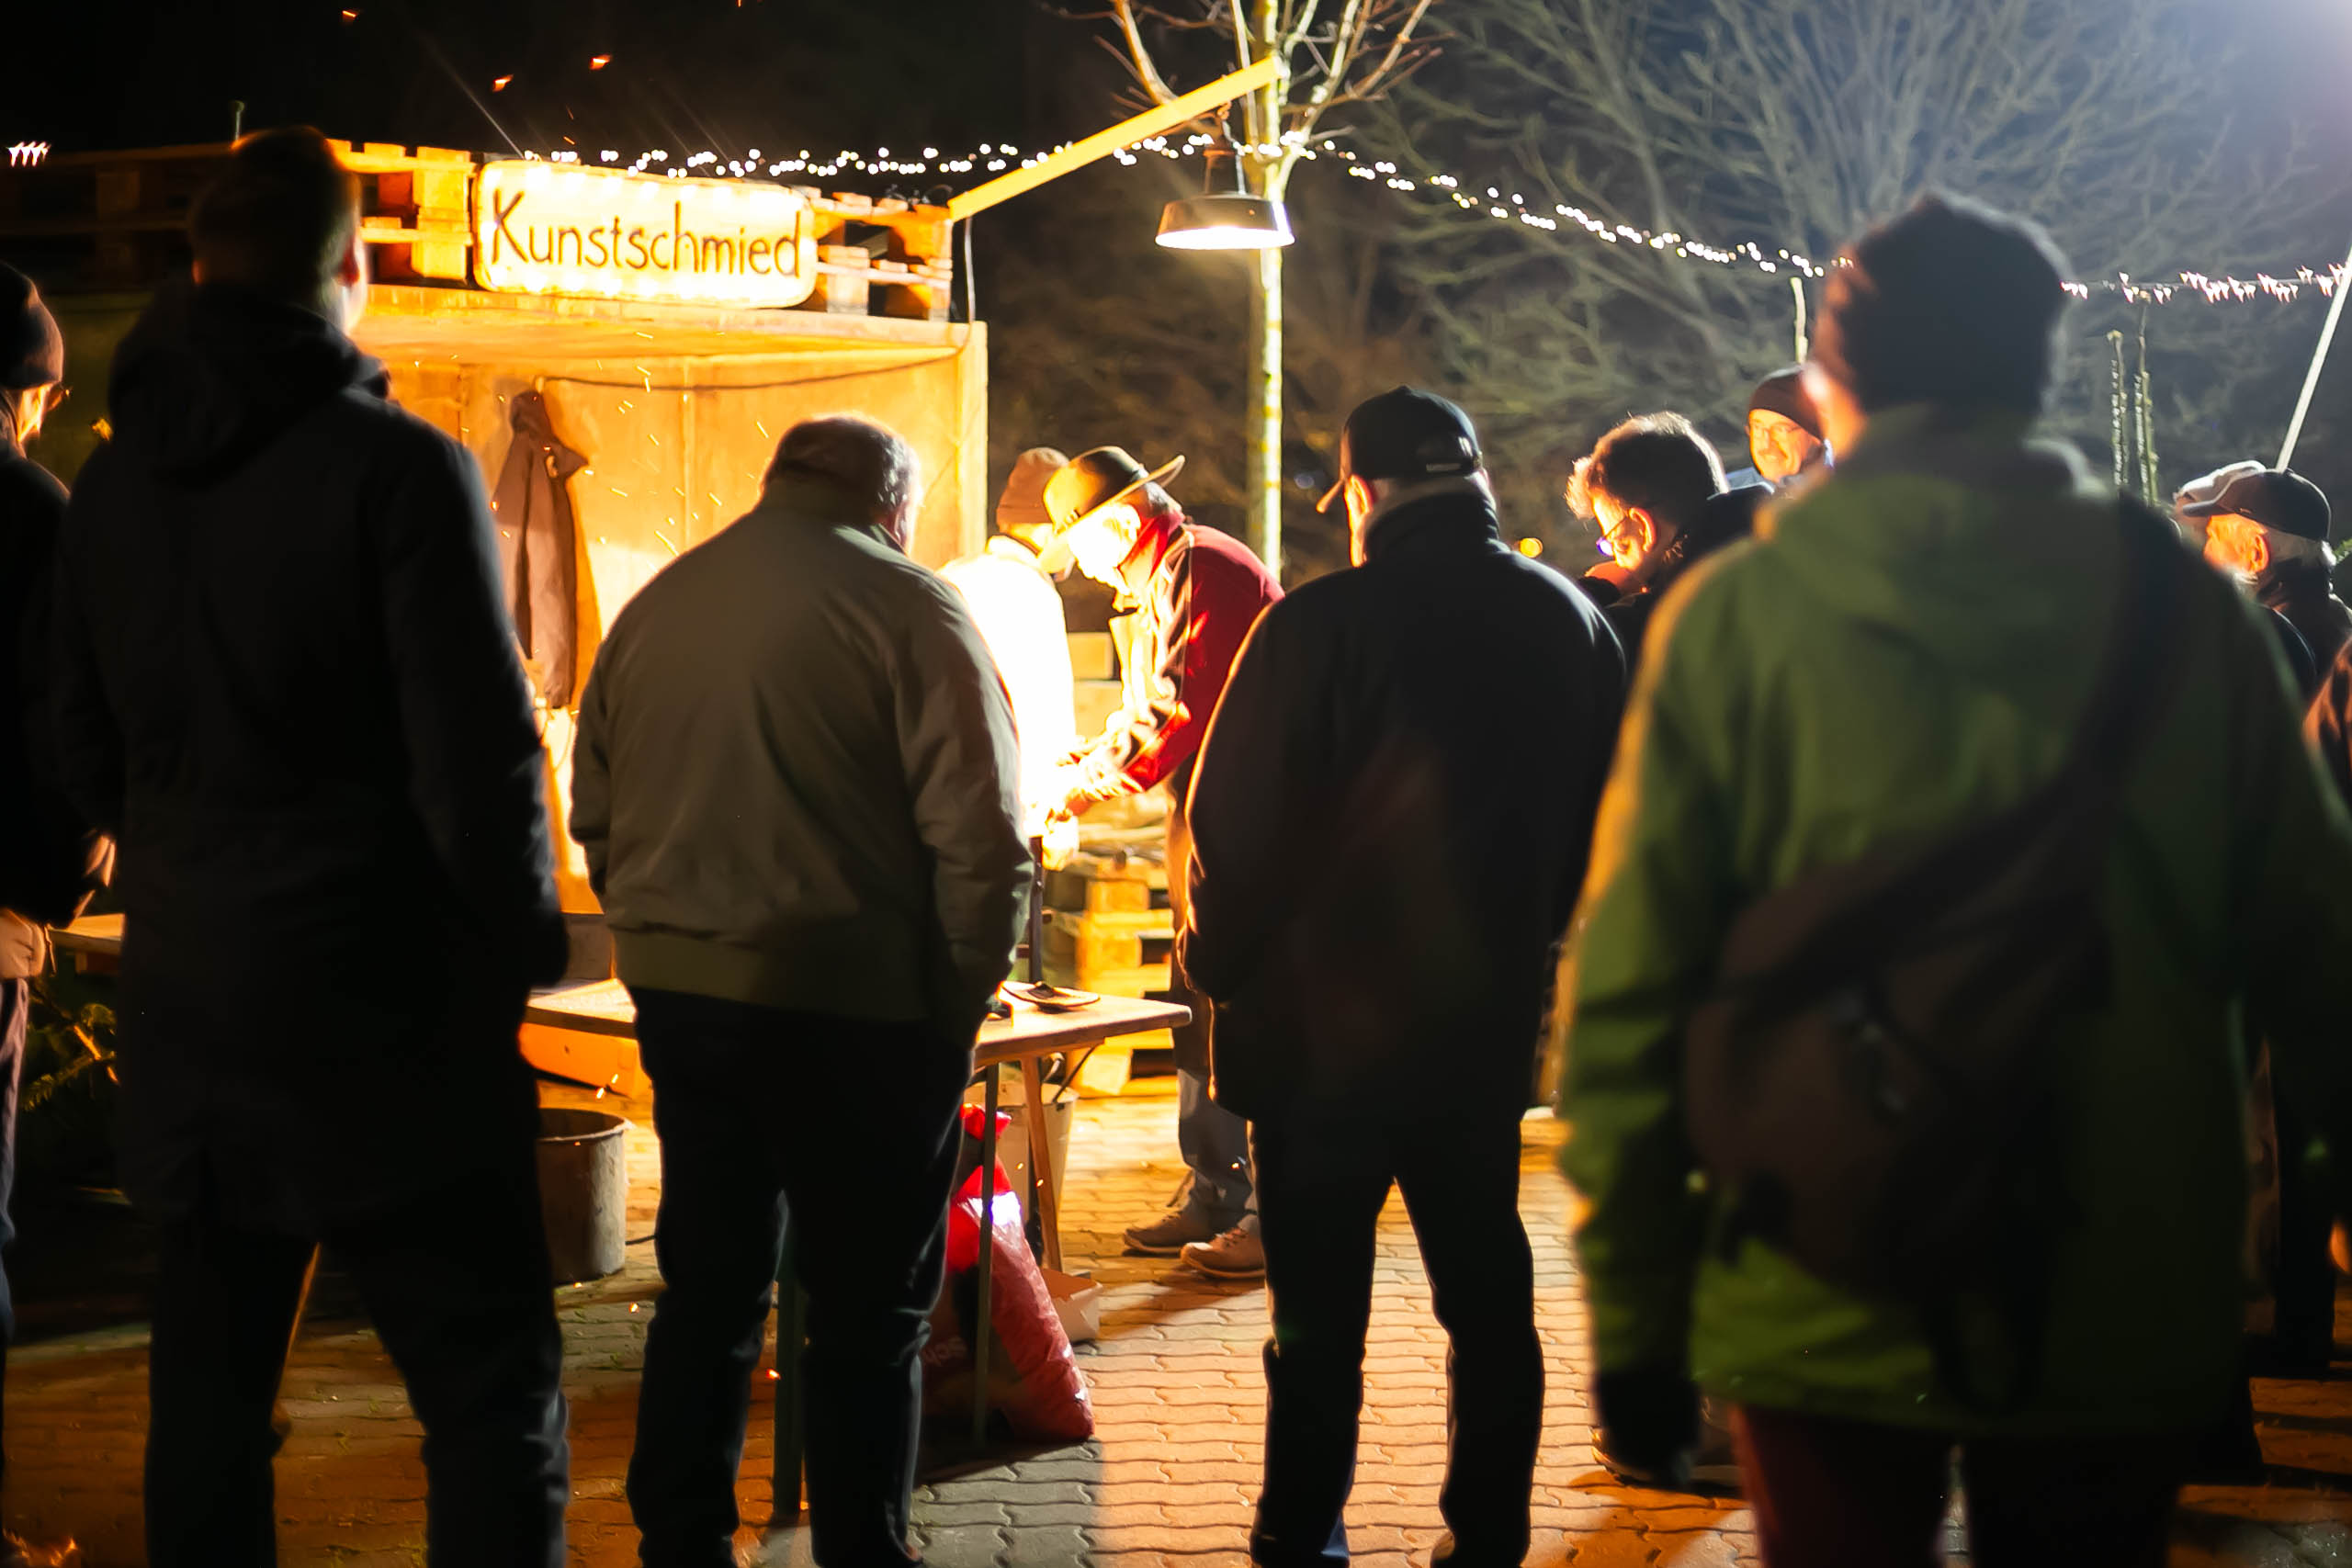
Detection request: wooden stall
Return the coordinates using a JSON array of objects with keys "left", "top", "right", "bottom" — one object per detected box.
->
[{"left": 2, "top": 140, "right": 992, "bottom": 1095}]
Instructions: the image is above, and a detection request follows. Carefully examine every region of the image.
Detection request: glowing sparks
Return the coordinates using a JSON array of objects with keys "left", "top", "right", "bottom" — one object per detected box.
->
[
  {"left": 6, "top": 142, "right": 50, "bottom": 168},
  {"left": 492, "top": 75, "right": 513, "bottom": 92},
  {"left": 589, "top": 54, "right": 611, "bottom": 70}
]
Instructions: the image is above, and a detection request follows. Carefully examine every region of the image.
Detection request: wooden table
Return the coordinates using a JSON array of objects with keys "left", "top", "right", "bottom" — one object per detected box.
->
[
  {"left": 533, "top": 980, "right": 1191, "bottom": 1483},
  {"left": 526, "top": 978, "right": 1184, "bottom": 1275},
  {"left": 55, "top": 912, "right": 122, "bottom": 963}
]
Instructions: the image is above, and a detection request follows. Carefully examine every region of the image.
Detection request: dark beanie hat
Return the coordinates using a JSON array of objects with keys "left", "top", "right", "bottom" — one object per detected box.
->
[
  {"left": 1812, "top": 193, "right": 2070, "bottom": 417},
  {"left": 0, "top": 264, "right": 63, "bottom": 392},
  {"left": 1747, "top": 367, "right": 1822, "bottom": 438}
]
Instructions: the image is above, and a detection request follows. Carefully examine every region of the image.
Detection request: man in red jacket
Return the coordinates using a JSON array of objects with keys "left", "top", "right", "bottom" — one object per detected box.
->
[{"left": 1039, "top": 447, "right": 1283, "bottom": 1277}]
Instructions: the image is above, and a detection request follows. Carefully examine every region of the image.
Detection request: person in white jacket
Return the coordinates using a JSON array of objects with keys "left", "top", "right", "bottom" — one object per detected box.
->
[{"left": 940, "top": 447, "right": 1080, "bottom": 863}]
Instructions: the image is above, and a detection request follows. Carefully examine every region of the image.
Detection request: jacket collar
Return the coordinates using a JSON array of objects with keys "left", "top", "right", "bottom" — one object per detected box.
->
[
  {"left": 1361, "top": 477, "right": 1502, "bottom": 563},
  {"left": 1635, "top": 485, "right": 1766, "bottom": 599},
  {"left": 761, "top": 474, "right": 903, "bottom": 551},
  {"left": 2256, "top": 556, "right": 2338, "bottom": 613},
  {"left": 1116, "top": 510, "right": 1187, "bottom": 597},
  {"left": 1819, "top": 402, "right": 2080, "bottom": 494}
]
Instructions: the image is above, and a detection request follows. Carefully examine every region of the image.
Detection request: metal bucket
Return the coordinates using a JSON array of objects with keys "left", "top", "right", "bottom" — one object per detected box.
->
[{"left": 537, "top": 1107, "right": 628, "bottom": 1283}]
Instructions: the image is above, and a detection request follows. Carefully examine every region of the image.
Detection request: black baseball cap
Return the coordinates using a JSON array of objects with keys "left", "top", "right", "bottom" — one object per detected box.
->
[
  {"left": 2177, "top": 467, "right": 2332, "bottom": 543},
  {"left": 1317, "top": 386, "right": 1482, "bottom": 513}
]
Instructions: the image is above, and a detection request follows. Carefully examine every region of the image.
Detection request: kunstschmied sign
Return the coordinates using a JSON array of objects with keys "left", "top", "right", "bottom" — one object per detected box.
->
[{"left": 472, "top": 162, "right": 818, "bottom": 309}]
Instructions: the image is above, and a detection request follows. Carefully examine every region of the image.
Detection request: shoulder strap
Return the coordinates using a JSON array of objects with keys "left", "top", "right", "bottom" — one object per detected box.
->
[{"left": 1707, "top": 497, "right": 2189, "bottom": 1006}]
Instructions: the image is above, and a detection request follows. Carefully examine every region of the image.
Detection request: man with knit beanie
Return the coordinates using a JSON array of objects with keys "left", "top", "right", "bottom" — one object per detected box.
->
[
  {"left": 941, "top": 448, "right": 1080, "bottom": 862},
  {"left": 0, "top": 261, "right": 104, "bottom": 1568},
  {"left": 1559, "top": 192, "right": 2352, "bottom": 1562},
  {"left": 1746, "top": 367, "right": 1829, "bottom": 488}
]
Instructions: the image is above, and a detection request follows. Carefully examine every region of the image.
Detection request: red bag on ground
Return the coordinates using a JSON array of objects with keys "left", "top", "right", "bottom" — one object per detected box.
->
[{"left": 920, "top": 1107, "right": 1093, "bottom": 1443}]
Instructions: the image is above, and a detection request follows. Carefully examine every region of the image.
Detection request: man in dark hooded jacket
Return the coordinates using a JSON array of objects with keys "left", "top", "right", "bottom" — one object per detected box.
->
[
  {"left": 1182, "top": 388, "right": 1626, "bottom": 1565},
  {"left": 51, "top": 130, "right": 570, "bottom": 1568}
]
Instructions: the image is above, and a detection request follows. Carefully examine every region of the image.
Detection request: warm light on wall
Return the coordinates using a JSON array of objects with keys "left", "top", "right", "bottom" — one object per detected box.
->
[{"left": 472, "top": 161, "right": 817, "bottom": 309}]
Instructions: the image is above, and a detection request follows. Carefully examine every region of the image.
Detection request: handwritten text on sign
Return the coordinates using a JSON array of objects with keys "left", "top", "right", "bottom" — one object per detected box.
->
[{"left": 472, "top": 162, "right": 818, "bottom": 308}]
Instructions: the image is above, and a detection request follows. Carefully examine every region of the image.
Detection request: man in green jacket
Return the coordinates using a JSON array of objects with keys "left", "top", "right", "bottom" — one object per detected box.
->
[
  {"left": 1558, "top": 194, "right": 2352, "bottom": 1563},
  {"left": 573, "top": 414, "right": 1031, "bottom": 1568}
]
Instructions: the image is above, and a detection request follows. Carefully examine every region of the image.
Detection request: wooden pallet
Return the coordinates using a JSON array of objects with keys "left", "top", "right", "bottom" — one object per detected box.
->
[{"left": 0, "top": 141, "right": 958, "bottom": 321}]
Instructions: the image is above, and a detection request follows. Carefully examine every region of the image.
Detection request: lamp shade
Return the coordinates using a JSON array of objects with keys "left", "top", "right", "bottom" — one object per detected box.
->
[{"left": 1156, "top": 192, "right": 1295, "bottom": 251}]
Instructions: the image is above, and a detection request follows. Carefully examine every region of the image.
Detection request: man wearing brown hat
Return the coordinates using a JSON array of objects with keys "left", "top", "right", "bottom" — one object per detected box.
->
[
  {"left": 941, "top": 448, "right": 1081, "bottom": 861},
  {"left": 1037, "top": 446, "right": 1282, "bottom": 1275},
  {"left": 2185, "top": 468, "right": 2351, "bottom": 672},
  {"left": 1747, "top": 367, "right": 1829, "bottom": 489}
]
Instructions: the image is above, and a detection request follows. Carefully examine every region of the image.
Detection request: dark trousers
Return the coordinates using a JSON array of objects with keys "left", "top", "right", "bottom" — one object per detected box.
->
[
  {"left": 144, "top": 1145, "right": 569, "bottom": 1568},
  {"left": 0, "top": 978, "right": 25, "bottom": 1489},
  {"left": 1165, "top": 766, "right": 1253, "bottom": 1222},
  {"left": 626, "top": 988, "right": 969, "bottom": 1568},
  {"left": 2274, "top": 1097, "right": 2339, "bottom": 1364},
  {"left": 1733, "top": 1405, "right": 2183, "bottom": 1568},
  {"left": 1250, "top": 1107, "right": 1542, "bottom": 1566}
]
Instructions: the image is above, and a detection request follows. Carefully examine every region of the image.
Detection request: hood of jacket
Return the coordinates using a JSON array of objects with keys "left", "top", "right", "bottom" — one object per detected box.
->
[
  {"left": 107, "top": 279, "right": 389, "bottom": 485},
  {"left": 1755, "top": 403, "right": 2113, "bottom": 683}
]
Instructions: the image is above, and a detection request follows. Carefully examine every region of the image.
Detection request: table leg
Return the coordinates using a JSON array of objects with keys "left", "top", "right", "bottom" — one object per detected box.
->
[
  {"left": 773, "top": 1224, "right": 807, "bottom": 1516},
  {"left": 972, "top": 1071, "right": 998, "bottom": 1448},
  {"left": 1020, "top": 1055, "right": 1063, "bottom": 1274}
]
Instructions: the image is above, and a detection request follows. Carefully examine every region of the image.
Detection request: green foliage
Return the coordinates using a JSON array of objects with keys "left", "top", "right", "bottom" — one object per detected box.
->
[{"left": 18, "top": 970, "right": 118, "bottom": 1190}]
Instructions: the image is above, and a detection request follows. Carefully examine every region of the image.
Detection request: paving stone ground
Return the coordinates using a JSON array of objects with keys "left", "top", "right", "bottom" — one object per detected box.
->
[{"left": 3, "top": 1078, "right": 2348, "bottom": 1565}]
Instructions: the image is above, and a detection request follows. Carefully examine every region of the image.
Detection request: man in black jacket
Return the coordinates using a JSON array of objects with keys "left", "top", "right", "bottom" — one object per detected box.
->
[
  {"left": 1568, "top": 412, "right": 1768, "bottom": 671},
  {"left": 1182, "top": 389, "right": 1627, "bottom": 1566},
  {"left": 51, "top": 130, "right": 571, "bottom": 1568}
]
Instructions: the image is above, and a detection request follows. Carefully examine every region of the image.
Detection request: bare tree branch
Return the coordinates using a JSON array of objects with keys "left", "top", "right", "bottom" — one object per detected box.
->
[{"left": 1110, "top": 0, "right": 1183, "bottom": 105}]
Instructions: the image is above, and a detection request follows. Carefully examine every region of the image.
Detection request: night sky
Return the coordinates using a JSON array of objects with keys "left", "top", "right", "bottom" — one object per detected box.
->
[
  {"left": 13, "top": 0, "right": 2352, "bottom": 557},
  {"left": 8, "top": 1, "right": 1093, "bottom": 174}
]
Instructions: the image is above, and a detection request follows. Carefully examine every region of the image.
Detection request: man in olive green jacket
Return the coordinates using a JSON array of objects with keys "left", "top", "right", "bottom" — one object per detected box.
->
[
  {"left": 573, "top": 414, "right": 1030, "bottom": 1568},
  {"left": 1559, "top": 195, "right": 2352, "bottom": 1563}
]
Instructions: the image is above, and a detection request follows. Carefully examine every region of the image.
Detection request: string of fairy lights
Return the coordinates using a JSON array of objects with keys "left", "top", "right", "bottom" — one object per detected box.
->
[
  {"left": 9, "top": 75, "right": 2344, "bottom": 304},
  {"left": 492, "top": 132, "right": 2348, "bottom": 308}
]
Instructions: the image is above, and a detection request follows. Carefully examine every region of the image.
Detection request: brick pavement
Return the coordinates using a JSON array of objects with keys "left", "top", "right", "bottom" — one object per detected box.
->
[{"left": 3, "top": 1080, "right": 2348, "bottom": 1565}]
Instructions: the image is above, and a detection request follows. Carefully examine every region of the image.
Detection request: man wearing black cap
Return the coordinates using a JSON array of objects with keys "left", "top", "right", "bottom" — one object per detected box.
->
[
  {"left": 1035, "top": 446, "right": 1283, "bottom": 1275},
  {"left": 2184, "top": 468, "right": 2351, "bottom": 671},
  {"left": 0, "top": 261, "right": 107, "bottom": 1568},
  {"left": 1747, "top": 367, "right": 1829, "bottom": 489},
  {"left": 1182, "top": 387, "right": 1625, "bottom": 1564}
]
